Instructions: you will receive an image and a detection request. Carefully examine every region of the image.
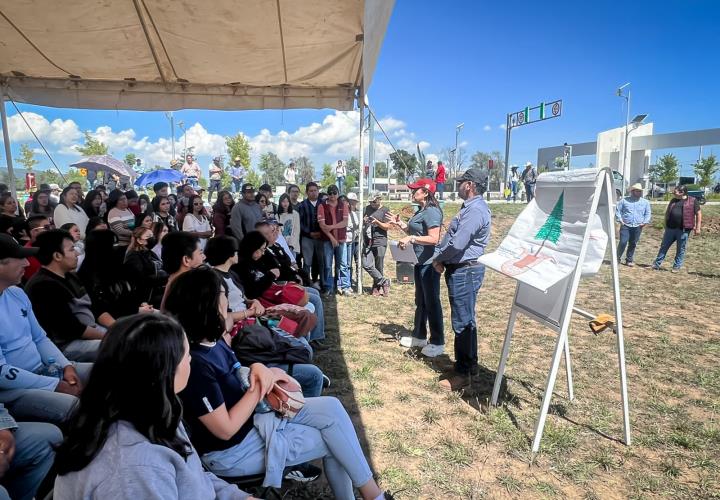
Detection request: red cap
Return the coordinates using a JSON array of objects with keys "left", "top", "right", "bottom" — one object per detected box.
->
[{"left": 407, "top": 178, "right": 436, "bottom": 194}]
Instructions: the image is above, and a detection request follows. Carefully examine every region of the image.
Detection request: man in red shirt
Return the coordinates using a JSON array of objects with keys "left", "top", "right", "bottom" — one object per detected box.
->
[
  {"left": 317, "top": 185, "right": 350, "bottom": 296},
  {"left": 22, "top": 215, "right": 52, "bottom": 283},
  {"left": 435, "top": 161, "right": 447, "bottom": 200}
]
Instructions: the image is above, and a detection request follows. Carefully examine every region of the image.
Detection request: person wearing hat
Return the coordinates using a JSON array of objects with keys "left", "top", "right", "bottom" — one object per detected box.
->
[
  {"left": 0, "top": 233, "right": 93, "bottom": 425},
  {"left": 432, "top": 168, "right": 491, "bottom": 391},
  {"left": 180, "top": 154, "right": 201, "bottom": 189},
  {"left": 615, "top": 183, "right": 651, "bottom": 267},
  {"left": 229, "top": 183, "right": 264, "bottom": 242},
  {"left": 230, "top": 156, "right": 247, "bottom": 194},
  {"left": 207, "top": 156, "right": 224, "bottom": 204},
  {"left": 362, "top": 192, "right": 391, "bottom": 296},
  {"left": 520, "top": 161, "right": 537, "bottom": 202},
  {"left": 48, "top": 184, "right": 61, "bottom": 205},
  {"left": 387, "top": 179, "right": 444, "bottom": 353}
]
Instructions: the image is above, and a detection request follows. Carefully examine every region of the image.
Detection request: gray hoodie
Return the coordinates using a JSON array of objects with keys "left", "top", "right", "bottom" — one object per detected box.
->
[{"left": 230, "top": 200, "right": 264, "bottom": 241}]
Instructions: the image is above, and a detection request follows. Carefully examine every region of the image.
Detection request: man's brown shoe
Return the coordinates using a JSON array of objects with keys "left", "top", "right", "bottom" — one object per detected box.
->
[{"left": 438, "top": 374, "right": 470, "bottom": 391}]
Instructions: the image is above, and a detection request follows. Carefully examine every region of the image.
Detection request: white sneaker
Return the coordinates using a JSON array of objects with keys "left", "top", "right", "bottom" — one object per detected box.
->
[
  {"left": 421, "top": 343, "right": 445, "bottom": 357},
  {"left": 399, "top": 336, "right": 427, "bottom": 348}
]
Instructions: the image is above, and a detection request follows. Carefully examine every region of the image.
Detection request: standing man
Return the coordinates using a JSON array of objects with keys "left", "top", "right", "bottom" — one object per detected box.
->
[
  {"left": 433, "top": 168, "right": 491, "bottom": 391},
  {"left": 335, "top": 160, "right": 347, "bottom": 194},
  {"left": 507, "top": 166, "right": 520, "bottom": 202},
  {"left": 652, "top": 185, "right": 702, "bottom": 273},
  {"left": 425, "top": 160, "right": 435, "bottom": 178},
  {"left": 298, "top": 182, "right": 325, "bottom": 286},
  {"left": 435, "top": 161, "right": 447, "bottom": 200},
  {"left": 318, "top": 186, "right": 349, "bottom": 296},
  {"left": 362, "top": 193, "right": 391, "bottom": 296},
  {"left": 521, "top": 161, "right": 537, "bottom": 203},
  {"left": 615, "top": 183, "right": 651, "bottom": 267},
  {"left": 207, "top": 156, "right": 224, "bottom": 204},
  {"left": 229, "top": 184, "right": 264, "bottom": 243},
  {"left": 230, "top": 156, "right": 246, "bottom": 194},
  {"left": 180, "top": 154, "right": 201, "bottom": 189},
  {"left": 284, "top": 162, "right": 298, "bottom": 189}
]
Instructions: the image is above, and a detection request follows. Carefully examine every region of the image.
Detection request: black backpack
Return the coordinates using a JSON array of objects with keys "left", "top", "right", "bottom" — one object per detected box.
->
[{"left": 230, "top": 322, "right": 312, "bottom": 365}]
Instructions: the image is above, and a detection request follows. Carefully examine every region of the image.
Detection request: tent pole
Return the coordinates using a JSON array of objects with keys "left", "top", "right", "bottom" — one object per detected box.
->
[
  {"left": 356, "top": 94, "right": 365, "bottom": 294},
  {"left": 1, "top": 89, "right": 18, "bottom": 199}
]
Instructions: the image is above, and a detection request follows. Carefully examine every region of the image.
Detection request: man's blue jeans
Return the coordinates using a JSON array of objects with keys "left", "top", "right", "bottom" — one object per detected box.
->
[
  {"left": 525, "top": 182, "right": 535, "bottom": 202},
  {"left": 323, "top": 241, "right": 349, "bottom": 291},
  {"left": 654, "top": 228, "right": 690, "bottom": 269},
  {"left": 343, "top": 241, "right": 358, "bottom": 287},
  {"left": 232, "top": 178, "right": 243, "bottom": 193},
  {"left": 445, "top": 264, "right": 485, "bottom": 375},
  {"left": 617, "top": 224, "right": 643, "bottom": 263},
  {"left": 0, "top": 421, "right": 62, "bottom": 500},
  {"left": 436, "top": 182, "right": 445, "bottom": 200},
  {"left": 336, "top": 176, "right": 345, "bottom": 194},
  {"left": 305, "top": 287, "right": 325, "bottom": 341},
  {"left": 412, "top": 264, "right": 444, "bottom": 346}
]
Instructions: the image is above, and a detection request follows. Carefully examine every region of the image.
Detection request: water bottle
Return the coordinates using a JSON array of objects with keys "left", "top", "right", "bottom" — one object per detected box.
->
[
  {"left": 266, "top": 318, "right": 280, "bottom": 329},
  {"left": 45, "top": 357, "right": 62, "bottom": 378},
  {"left": 233, "top": 362, "right": 272, "bottom": 413}
]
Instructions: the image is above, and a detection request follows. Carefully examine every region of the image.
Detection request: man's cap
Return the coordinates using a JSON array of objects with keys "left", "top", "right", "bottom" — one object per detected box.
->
[
  {"left": 241, "top": 183, "right": 255, "bottom": 192},
  {"left": 406, "top": 178, "right": 436, "bottom": 194},
  {"left": 525, "top": 161, "right": 533, "bottom": 167},
  {"left": 0, "top": 234, "right": 38, "bottom": 259},
  {"left": 368, "top": 191, "right": 383, "bottom": 200},
  {"left": 38, "top": 183, "right": 51, "bottom": 192},
  {"left": 49, "top": 183, "right": 60, "bottom": 190},
  {"left": 630, "top": 183, "right": 643, "bottom": 191},
  {"left": 213, "top": 156, "right": 221, "bottom": 162},
  {"left": 347, "top": 192, "right": 358, "bottom": 201},
  {"left": 457, "top": 168, "right": 488, "bottom": 185},
  {"left": 258, "top": 183, "right": 272, "bottom": 192},
  {"left": 234, "top": 156, "right": 242, "bottom": 161}
]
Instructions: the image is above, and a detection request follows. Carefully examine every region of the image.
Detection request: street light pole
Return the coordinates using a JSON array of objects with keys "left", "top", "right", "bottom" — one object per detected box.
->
[
  {"left": 455, "top": 123, "right": 464, "bottom": 188},
  {"left": 165, "top": 112, "right": 176, "bottom": 163},
  {"left": 616, "top": 83, "right": 631, "bottom": 181}
]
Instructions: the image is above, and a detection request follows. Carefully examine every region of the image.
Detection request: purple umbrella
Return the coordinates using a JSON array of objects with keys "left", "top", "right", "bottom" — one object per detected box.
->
[{"left": 70, "top": 155, "right": 135, "bottom": 178}]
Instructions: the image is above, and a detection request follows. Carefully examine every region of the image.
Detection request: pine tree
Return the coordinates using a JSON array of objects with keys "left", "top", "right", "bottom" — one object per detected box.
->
[{"left": 534, "top": 191, "right": 564, "bottom": 254}]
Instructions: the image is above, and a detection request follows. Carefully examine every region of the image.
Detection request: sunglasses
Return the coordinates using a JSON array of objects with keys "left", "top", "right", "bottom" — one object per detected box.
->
[{"left": 193, "top": 202, "right": 204, "bottom": 206}]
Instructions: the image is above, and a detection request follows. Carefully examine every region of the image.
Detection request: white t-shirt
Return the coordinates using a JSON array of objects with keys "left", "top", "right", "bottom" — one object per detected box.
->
[{"left": 182, "top": 214, "right": 211, "bottom": 250}]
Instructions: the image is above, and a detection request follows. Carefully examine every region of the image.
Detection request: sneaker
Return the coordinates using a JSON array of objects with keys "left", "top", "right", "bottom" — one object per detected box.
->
[
  {"left": 652, "top": 266, "right": 660, "bottom": 271},
  {"left": 310, "top": 340, "right": 330, "bottom": 351},
  {"left": 420, "top": 343, "right": 445, "bottom": 357},
  {"left": 343, "top": 288, "right": 355, "bottom": 296},
  {"left": 372, "top": 285, "right": 380, "bottom": 296},
  {"left": 438, "top": 374, "right": 470, "bottom": 391},
  {"left": 382, "top": 278, "right": 390, "bottom": 297},
  {"left": 626, "top": 261, "right": 635, "bottom": 267},
  {"left": 399, "top": 336, "right": 427, "bottom": 348},
  {"left": 321, "top": 290, "right": 333, "bottom": 299},
  {"left": 284, "top": 463, "right": 321, "bottom": 482},
  {"left": 671, "top": 268, "right": 679, "bottom": 273}
]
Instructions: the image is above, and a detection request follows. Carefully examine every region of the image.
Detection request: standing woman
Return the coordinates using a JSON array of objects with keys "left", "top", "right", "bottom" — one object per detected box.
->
[
  {"left": 183, "top": 194, "right": 213, "bottom": 250},
  {"left": 152, "top": 195, "right": 179, "bottom": 232},
  {"left": 387, "top": 178, "right": 445, "bottom": 358},
  {"left": 82, "top": 189, "right": 103, "bottom": 219},
  {"left": 53, "top": 187, "right": 89, "bottom": 238},
  {"left": 106, "top": 190, "right": 135, "bottom": 249},
  {"left": 277, "top": 193, "right": 300, "bottom": 257},
  {"left": 212, "top": 190, "right": 234, "bottom": 237}
]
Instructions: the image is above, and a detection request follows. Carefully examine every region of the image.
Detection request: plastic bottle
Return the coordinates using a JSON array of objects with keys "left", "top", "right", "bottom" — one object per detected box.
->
[
  {"left": 45, "top": 357, "right": 61, "bottom": 378},
  {"left": 232, "top": 362, "right": 272, "bottom": 413}
]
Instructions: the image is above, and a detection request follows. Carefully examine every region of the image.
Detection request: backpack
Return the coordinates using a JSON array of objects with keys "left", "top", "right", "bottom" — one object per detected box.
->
[{"left": 230, "top": 322, "right": 312, "bottom": 365}]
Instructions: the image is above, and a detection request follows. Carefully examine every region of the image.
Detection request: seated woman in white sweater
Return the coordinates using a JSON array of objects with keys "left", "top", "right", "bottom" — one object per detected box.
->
[{"left": 53, "top": 187, "right": 89, "bottom": 238}]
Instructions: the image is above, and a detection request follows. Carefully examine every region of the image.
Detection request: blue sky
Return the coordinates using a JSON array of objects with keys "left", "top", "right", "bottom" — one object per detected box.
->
[{"left": 2, "top": 0, "right": 719, "bottom": 178}]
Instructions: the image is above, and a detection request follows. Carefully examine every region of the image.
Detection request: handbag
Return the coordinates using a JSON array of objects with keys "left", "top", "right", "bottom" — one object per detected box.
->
[
  {"left": 259, "top": 282, "right": 309, "bottom": 308},
  {"left": 265, "top": 377, "right": 305, "bottom": 419}
]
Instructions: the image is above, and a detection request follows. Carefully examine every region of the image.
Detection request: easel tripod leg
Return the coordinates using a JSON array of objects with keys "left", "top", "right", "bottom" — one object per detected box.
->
[
  {"left": 491, "top": 309, "right": 517, "bottom": 406},
  {"left": 564, "top": 335, "right": 574, "bottom": 401},
  {"left": 531, "top": 328, "right": 568, "bottom": 453}
]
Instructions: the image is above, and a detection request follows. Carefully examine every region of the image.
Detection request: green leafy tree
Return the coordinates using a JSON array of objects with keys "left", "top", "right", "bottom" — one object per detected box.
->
[
  {"left": 75, "top": 131, "right": 109, "bottom": 156},
  {"left": 535, "top": 191, "right": 564, "bottom": 254},
  {"left": 651, "top": 153, "right": 679, "bottom": 186},
  {"left": 64, "top": 168, "right": 89, "bottom": 186},
  {"left": 35, "top": 169, "right": 63, "bottom": 186},
  {"left": 292, "top": 156, "right": 316, "bottom": 186},
  {"left": 124, "top": 153, "right": 137, "bottom": 168},
  {"left": 693, "top": 154, "right": 719, "bottom": 189},
  {"left": 226, "top": 133, "right": 251, "bottom": 169},
  {"left": 470, "top": 150, "right": 504, "bottom": 188},
  {"left": 320, "top": 163, "right": 335, "bottom": 189},
  {"left": 345, "top": 174, "right": 357, "bottom": 191},
  {"left": 16, "top": 144, "right": 40, "bottom": 171},
  {"left": 389, "top": 150, "right": 418, "bottom": 183},
  {"left": 375, "top": 161, "right": 388, "bottom": 178},
  {"left": 345, "top": 157, "right": 360, "bottom": 179},
  {"left": 257, "top": 152, "right": 286, "bottom": 187},
  {"left": 245, "top": 168, "right": 262, "bottom": 188}
]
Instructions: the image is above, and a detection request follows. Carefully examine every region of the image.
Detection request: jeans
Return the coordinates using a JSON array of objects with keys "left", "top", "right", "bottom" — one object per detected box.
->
[
  {"left": 445, "top": 264, "right": 485, "bottom": 375},
  {"left": 336, "top": 176, "right": 345, "bottom": 194},
  {"left": 507, "top": 181, "right": 518, "bottom": 202},
  {"left": 202, "top": 397, "right": 373, "bottom": 500},
  {"left": 412, "top": 264, "right": 444, "bottom": 346},
  {"left": 362, "top": 245, "right": 387, "bottom": 286},
  {"left": 0, "top": 422, "right": 62, "bottom": 500},
  {"left": 232, "top": 178, "right": 243, "bottom": 193},
  {"left": 323, "top": 241, "right": 349, "bottom": 291},
  {"left": 266, "top": 363, "right": 324, "bottom": 398},
  {"left": 301, "top": 237, "right": 325, "bottom": 280},
  {"left": 63, "top": 339, "right": 101, "bottom": 362},
  {"left": 208, "top": 179, "right": 222, "bottom": 201},
  {"left": 436, "top": 182, "right": 445, "bottom": 200},
  {"left": 0, "top": 363, "right": 93, "bottom": 425},
  {"left": 187, "top": 176, "right": 199, "bottom": 189},
  {"left": 525, "top": 182, "right": 535, "bottom": 203},
  {"left": 653, "top": 228, "right": 690, "bottom": 269},
  {"left": 304, "top": 287, "right": 325, "bottom": 341},
  {"left": 617, "top": 225, "right": 643, "bottom": 263},
  {"left": 344, "top": 241, "right": 358, "bottom": 287}
]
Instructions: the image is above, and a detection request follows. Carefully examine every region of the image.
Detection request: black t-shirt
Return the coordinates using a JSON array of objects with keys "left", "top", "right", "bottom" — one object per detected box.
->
[
  {"left": 667, "top": 197, "right": 699, "bottom": 229},
  {"left": 179, "top": 342, "right": 255, "bottom": 455},
  {"left": 363, "top": 206, "right": 389, "bottom": 247}
]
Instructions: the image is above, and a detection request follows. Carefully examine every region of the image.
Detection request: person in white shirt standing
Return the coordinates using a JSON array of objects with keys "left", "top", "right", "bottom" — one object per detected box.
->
[
  {"left": 284, "top": 162, "right": 297, "bottom": 190},
  {"left": 180, "top": 155, "right": 201, "bottom": 190},
  {"left": 207, "top": 157, "right": 224, "bottom": 204},
  {"left": 335, "top": 160, "right": 347, "bottom": 195}
]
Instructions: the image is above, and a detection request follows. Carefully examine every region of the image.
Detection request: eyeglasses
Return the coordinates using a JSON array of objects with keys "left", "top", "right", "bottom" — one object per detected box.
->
[
  {"left": 328, "top": 192, "right": 338, "bottom": 196},
  {"left": 193, "top": 202, "right": 203, "bottom": 206}
]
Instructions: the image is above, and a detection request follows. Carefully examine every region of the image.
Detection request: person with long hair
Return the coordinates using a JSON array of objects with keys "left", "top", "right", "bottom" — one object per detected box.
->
[
  {"left": 212, "top": 190, "right": 234, "bottom": 237},
  {"left": 164, "top": 269, "right": 392, "bottom": 500},
  {"left": 28, "top": 188, "right": 54, "bottom": 224},
  {"left": 0, "top": 192, "right": 24, "bottom": 219},
  {"left": 138, "top": 193, "right": 153, "bottom": 215},
  {"left": 183, "top": 194, "right": 213, "bottom": 250},
  {"left": 277, "top": 193, "right": 300, "bottom": 256},
  {"left": 123, "top": 226, "right": 168, "bottom": 308},
  {"left": 106, "top": 190, "right": 135, "bottom": 248},
  {"left": 151, "top": 221, "right": 169, "bottom": 259},
  {"left": 387, "top": 178, "right": 444, "bottom": 358},
  {"left": 52, "top": 314, "right": 252, "bottom": 499},
  {"left": 152, "top": 195, "right": 179, "bottom": 232},
  {"left": 81, "top": 189, "right": 103, "bottom": 219},
  {"left": 134, "top": 211, "right": 154, "bottom": 231},
  {"left": 53, "top": 187, "right": 89, "bottom": 239}
]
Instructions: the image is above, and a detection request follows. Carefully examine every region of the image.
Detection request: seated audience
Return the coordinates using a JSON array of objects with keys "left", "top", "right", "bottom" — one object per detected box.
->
[
  {"left": 0, "top": 234, "right": 92, "bottom": 425},
  {"left": 160, "top": 231, "right": 206, "bottom": 310},
  {"left": 152, "top": 195, "right": 178, "bottom": 232},
  {"left": 81, "top": 189, "right": 103, "bottom": 219},
  {"left": 124, "top": 226, "right": 168, "bottom": 308},
  {"left": 53, "top": 187, "right": 88, "bottom": 239},
  {"left": 22, "top": 215, "right": 52, "bottom": 282},
  {"left": 151, "top": 221, "right": 169, "bottom": 259},
  {"left": 212, "top": 191, "right": 234, "bottom": 237},
  {"left": 183, "top": 194, "right": 213, "bottom": 251},
  {"left": 59, "top": 223, "right": 85, "bottom": 270},
  {"left": 0, "top": 193, "right": 24, "bottom": 219},
  {"left": 86, "top": 216, "right": 108, "bottom": 233},
  {"left": 106, "top": 190, "right": 135, "bottom": 249},
  {"left": 135, "top": 211, "right": 154, "bottom": 231},
  {"left": 163, "top": 268, "right": 391, "bottom": 499},
  {"left": 53, "top": 315, "right": 252, "bottom": 499},
  {"left": 27, "top": 187, "right": 55, "bottom": 224}
]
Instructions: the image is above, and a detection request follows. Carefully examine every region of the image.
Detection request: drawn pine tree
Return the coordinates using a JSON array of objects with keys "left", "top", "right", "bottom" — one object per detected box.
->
[{"left": 534, "top": 191, "right": 564, "bottom": 255}]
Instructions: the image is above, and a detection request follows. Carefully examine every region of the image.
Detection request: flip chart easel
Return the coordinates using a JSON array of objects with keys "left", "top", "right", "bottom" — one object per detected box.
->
[{"left": 487, "top": 168, "right": 631, "bottom": 453}]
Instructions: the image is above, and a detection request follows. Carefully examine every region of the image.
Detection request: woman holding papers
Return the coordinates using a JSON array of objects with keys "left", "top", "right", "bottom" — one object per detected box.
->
[{"left": 386, "top": 179, "right": 445, "bottom": 358}]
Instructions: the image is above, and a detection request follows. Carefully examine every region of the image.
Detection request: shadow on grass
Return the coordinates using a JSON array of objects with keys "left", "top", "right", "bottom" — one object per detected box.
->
[{"left": 378, "top": 323, "right": 412, "bottom": 342}]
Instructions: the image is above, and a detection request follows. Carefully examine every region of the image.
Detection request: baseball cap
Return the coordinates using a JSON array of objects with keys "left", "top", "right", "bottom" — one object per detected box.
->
[
  {"left": 0, "top": 234, "right": 38, "bottom": 259},
  {"left": 525, "top": 161, "right": 533, "bottom": 167},
  {"left": 347, "top": 192, "right": 358, "bottom": 201},
  {"left": 457, "top": 168, "right": 488, "bottom": 185},
  {"left": 234, "top": 156, "right": 241, "bottom": 161},
  {"left": 406, "top": 178, "right": 436, "bottom": 194},
  {"left": 241, "top": 183, "right": 255, "bottom": 192}
]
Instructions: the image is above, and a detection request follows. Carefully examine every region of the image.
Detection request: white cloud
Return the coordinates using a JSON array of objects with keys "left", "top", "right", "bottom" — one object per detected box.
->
[
  {"left": 499, "top": 123, "right": 507, "bottom": 130},
  {"left": 483, "top": 125, "right": 492, "bottom": 131},
  {"left": 7, "top": 112, "right": 82, "bottom": 145}
]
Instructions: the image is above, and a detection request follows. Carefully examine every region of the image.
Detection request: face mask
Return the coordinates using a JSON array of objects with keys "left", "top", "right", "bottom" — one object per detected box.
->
[{"left": 146, "top": 237, "right": 158, "bottom": 248}]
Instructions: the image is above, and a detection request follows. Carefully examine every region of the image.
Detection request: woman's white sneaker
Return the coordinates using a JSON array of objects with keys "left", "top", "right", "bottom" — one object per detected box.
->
[
  {"left": 399, "top": 336, "right": 427, "bottom": 348},
  {"left": 420, "top": 343, "right": 445, "bottom": 357}
]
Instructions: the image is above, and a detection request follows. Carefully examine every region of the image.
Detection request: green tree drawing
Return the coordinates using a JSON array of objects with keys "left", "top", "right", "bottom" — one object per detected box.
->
[{"left": 534, "top": 191, "right": 564, "bottom": 254}]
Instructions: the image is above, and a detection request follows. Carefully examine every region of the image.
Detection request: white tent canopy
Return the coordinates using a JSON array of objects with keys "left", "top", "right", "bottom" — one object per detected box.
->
[{"left": 0, "top": 0, "right": 393, "bottom": 111}]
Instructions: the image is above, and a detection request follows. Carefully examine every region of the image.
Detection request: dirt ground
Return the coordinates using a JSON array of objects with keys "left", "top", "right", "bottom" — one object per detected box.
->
[{"left": 278, "top": 203, "right": 720, "bottom": 499}]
